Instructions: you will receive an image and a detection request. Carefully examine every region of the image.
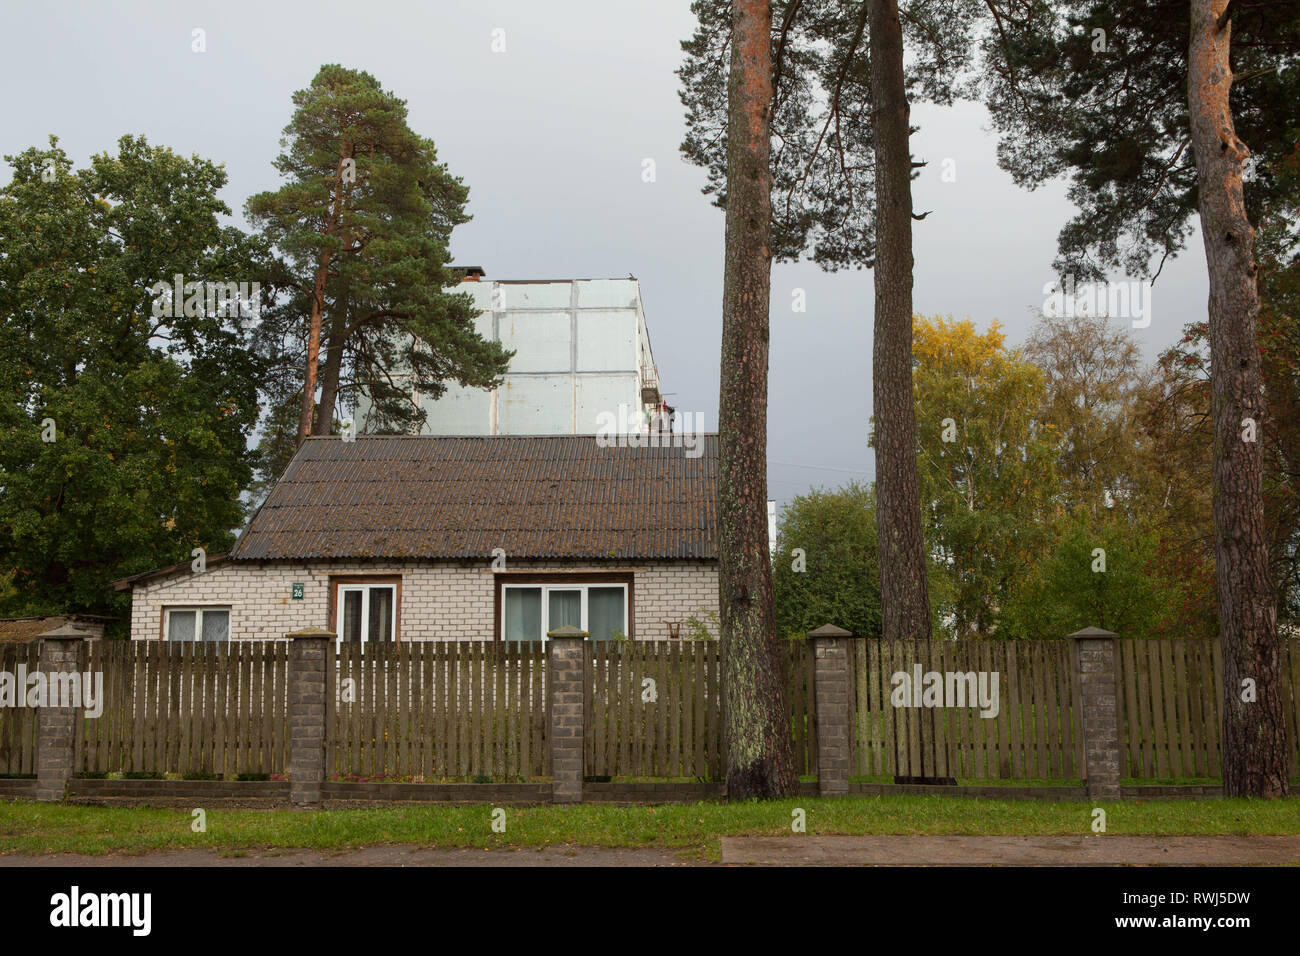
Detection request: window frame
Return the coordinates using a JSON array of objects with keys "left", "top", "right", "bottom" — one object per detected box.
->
[
  {"left": 495, "top": 572, "right": 634, "bottom": 643},
  {"left": 162, "top": 606, "right": 231, "bottom": 642},
  {"left": 328, "top": 575, "right": 403, "bottom": 647}
]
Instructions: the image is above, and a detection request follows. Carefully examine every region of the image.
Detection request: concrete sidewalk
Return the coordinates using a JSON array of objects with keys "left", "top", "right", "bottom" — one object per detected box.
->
[{"left": 720, "top": 834, "right": 1300, "bottom": 866}]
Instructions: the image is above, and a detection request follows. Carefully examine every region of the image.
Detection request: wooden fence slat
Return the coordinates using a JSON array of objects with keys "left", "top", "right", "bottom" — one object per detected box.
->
[
  {"left": 1161, "top": 638, "right": 1180, "bottom": 777},
  {"left": 1120, "top": 640, "right": 1138, "bottom": 779},
  {"left": 1287, "top": 639, "right": 1300, "bottom": 773},
  {"left": 1187, "top": 638, "right": 1208, "bottom": 778},
  {"left": 591, "top": 643, "right": 604, "bottom": 776},
  {"left": 1136, "top": 641, "right": 1154, "bottom": 778},
  {"left": 1043, "top": 643, "right": 1059, "bottom": 779},
  {"left": 877, "top": 639, "right": 893, "bottom": 777},
  {"left": 1146, "top": 640, "right": 1167, "bottom": 777},
  {"left": 1173, "top": 640, "right": 1193, "bottom": 779},
  {"left": 982, "top": 641, "right": 998, "bottom": 778},
  {"left": 1055, "top": 642, "right": 1074, "bottom": 780}
]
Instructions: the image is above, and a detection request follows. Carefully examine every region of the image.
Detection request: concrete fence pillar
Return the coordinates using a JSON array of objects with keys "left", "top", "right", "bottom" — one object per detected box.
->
[
  {"left": 35, "top": 625, "right": 89, "bottom": 802},
  {"left": 287, "top": 627, "right": 333, "bottom": 807},
  {"left": 547, "top": 626, "right": 587, "bottom": 804},
  {"left": 1069, "top": 626, "right": 1121, "bottom": 800},
  {"left": 809, "top": 624, "right": 855, "bottom": 796}
]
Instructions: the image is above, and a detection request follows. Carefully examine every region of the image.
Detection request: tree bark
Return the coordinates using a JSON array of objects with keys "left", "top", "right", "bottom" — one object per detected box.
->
[
  {"left": 312, "top": 294, "right": 350, "bottom": 437},
  {"left": 1187, "top": 0, "right": 1290, "bottom": 796},
  {"left": 719, "top": 0, "right": 797, "bottom": 800},
  {"left": 297, "top": 153, "right": 350, "bottom": 446},
  {"left": 869, "top": 0, "right": 931, "bottom": 641}
]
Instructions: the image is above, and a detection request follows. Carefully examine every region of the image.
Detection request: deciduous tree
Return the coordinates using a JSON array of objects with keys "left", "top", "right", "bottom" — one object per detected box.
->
[{"left": 0, "top": 137, "right": 270, "bottom": 619}]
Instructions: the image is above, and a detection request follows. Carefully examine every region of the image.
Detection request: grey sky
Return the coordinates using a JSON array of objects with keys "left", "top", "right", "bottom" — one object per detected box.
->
[{"left": 1, "top": 0, "right": 1210, "bottom": 509}]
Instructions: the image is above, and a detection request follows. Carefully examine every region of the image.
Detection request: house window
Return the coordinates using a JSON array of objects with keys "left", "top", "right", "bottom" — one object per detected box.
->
[
  {"left": 333, "top": 580, "right": 398, "bottom": 646},
  {"left": 164, "top": 607, "right": 230, "bottom": 642},
  {"left": 501, "top": 584, "right": 628, "bottom": 642}
]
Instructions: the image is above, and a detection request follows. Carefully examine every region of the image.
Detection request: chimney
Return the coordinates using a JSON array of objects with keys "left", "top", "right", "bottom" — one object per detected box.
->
[{"left": 455, "top": 265, "right": 487, "bottom": 282}]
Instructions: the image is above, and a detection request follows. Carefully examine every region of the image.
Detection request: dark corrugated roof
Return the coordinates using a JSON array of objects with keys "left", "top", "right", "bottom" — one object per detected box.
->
[
  {"left": 113, "top": 555, "right": 229, "bottom": 590},
  {"left": 229, "top": 435, "right": 718, "bottom": 561},
  {"left": 0, "top": 615, "right": 114, "bottom": 643}
]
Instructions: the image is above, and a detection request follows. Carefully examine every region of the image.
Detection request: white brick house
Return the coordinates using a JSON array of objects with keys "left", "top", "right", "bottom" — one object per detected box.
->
[{"left": 116, "top": 435, "right": 720, "bottom": 644}]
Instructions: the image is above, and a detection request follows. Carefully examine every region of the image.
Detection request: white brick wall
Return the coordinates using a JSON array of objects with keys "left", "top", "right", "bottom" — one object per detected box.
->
[{"left": 128, "top": 559, "right": 719, "bottom": 642}]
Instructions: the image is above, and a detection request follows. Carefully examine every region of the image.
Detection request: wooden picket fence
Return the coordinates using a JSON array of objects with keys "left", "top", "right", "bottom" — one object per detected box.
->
[
  {"left": 0, "top": 643, "right": 41, "bottom": 775},
  {"left": 327, "top": 641, "right": 548, "bottom": 780},
  {"left": 1117, "top": 637, "right": 1300, "bottom": 779},
  {"left": 850, "top": 639, "right": 1081, "bottom": 780},
  {"left": 2, "top": 635, "right": 1295, "bottom": 785},
  {"left": 583, "top": 641, "right": 816, "bottom": 780},
  {"left": 77, "top": 641, "right": 290, "bottom": 777}
]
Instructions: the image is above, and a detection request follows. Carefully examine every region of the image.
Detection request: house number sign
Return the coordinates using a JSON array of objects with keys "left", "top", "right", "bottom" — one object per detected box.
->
[{"left": 291, "top": 583, "right": 305, "bottom": 600}]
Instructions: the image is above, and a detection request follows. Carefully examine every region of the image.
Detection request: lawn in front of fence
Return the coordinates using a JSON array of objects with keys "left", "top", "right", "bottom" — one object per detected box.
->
[{"left": 1, "top": 796, "right": 1297, "bottom": 860}]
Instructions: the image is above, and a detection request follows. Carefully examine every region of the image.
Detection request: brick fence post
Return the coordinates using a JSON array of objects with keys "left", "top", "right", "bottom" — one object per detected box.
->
[
  {"left": 35, "top": 624, "right": 89, "bottom": 802},
  {"left": 809, "top": 624, "right": 855, "bottom": 796},
  {"left": 1069, "top": 626, "right": 1121, "bottom": 800},
  {"left": 547, "top": 626, "right": 587, "bottom": 804},
  {"left": 286, "top": 627, "right": 333, "bottom": 807}
]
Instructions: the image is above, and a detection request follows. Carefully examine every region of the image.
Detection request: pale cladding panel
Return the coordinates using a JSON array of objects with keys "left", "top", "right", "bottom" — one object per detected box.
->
[
  {"left": 414, "top": 382, "right": 493, "bottom": 435},
  {"left": 129, "top": 559, "right": 719, "bottom": 643},
  {"left": 575, "top": 374, "right": 638, "bottom": 432},
  {"left": 575, "top": 279, "right": 639, "bottom": 309},
  {"left": 496, "top": 376, "right": 573, "bottom": 434},
  {"left": 576, "top": 311, "right": 637, "bottom": 371},
  {"left": 496, "top": 281, "right": 573, "bottom": 310},
  {"left": 499, "top": 311, "right": 572, "bottom": 373}
]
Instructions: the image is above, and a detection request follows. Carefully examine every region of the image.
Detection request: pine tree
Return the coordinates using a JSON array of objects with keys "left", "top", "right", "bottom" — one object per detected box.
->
[
  {"left": 681, "top": 0, "right": 980, "bottom": 641},
  {"left": 978, "top": 0, "right": 1299, "bottom": 796},
  {"left": 246, "top": 65, "right": 511, "bottom": 446}
]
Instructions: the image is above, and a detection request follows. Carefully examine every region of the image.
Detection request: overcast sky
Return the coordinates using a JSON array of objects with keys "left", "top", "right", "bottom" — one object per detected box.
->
[{"left": 2, "top": 0, "right": 1211, "bottom": 509}]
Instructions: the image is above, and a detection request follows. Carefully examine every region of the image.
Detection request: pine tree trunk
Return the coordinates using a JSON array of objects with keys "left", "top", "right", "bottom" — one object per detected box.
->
[
  {"left": 869, "top": 0, "right": 931, "bottom": 641},
  {"left": 719, "top": 0, "right": 797, "bottom": 800},
  {"left": 1188, "top": 0, "right": 1290, "bottom": 796},
  {"left": 297, "top": 259, "right": 328, "bottom": 444},
  {"left": 297, "top": 154, "right": 349, "bottom": 446},
  {"left": 312, "top": 303, "right": 349, "bottom": 437}
]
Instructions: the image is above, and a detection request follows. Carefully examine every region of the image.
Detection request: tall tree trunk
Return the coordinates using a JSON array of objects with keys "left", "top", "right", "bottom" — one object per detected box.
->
[
  {"left": 297, "top": 153, "right": 350, "bottom": 446},
  {"left": 719, "top": 0, "right": 797, "bottom": 800},
  {"left": 1188, "top": 0, "right": 1289, "bottom": 796},
  {"left": 313, "top": 297, "right": 350, "bottom": 437},
  {"left": 297, "top": 253, "right": 331, "bottom": 444},
  {"left": 869, "top": 0, "right": 931, "bottom": 641}
]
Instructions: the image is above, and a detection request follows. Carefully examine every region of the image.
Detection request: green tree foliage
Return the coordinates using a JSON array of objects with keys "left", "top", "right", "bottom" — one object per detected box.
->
[
  {"left": 0, "top": 136, "right": 271, "bottom": 617},
  {"left": 913, "top": 315, "right": 1060, "bottom": 637},
  {"left": 246, "top": 65, "right": 512, "bottom": 444},
  {"left": 679, "top": 0, "right": 981, "bottom": 268},
  {"left": 772, "top": 481, "right": 951, "bottom": 639},
  {"left": 999, "top": 516, "right": 1188, "bottom": 639},
  {"left": 773, "top": 482, "right": 883, "bottom": 640},
  {"left": 978, "top": 0, "right": 1300, "bottom": 279},
  {"left": 1023, "top": 311, "right": 1149, "bottom": 515}
]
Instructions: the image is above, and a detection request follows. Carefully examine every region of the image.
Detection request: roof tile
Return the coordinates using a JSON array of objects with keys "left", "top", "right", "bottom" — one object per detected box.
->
[{"left": 229, "top": 434, "right": 718, "bottom": 561}]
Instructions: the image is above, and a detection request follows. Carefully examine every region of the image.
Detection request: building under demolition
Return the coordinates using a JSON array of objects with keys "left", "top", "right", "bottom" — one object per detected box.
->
[{"left": 353, "top": 270, "right": 672, "bottom": 436}]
